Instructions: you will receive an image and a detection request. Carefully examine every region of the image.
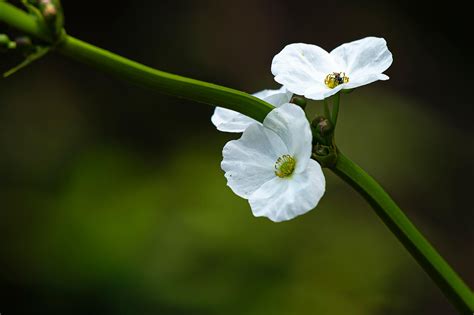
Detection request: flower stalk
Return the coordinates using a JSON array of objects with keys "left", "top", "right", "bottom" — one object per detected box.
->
[
  {"left": 333, "top": 152, "right": 474, "bottom": 314},
  {"left": 0, "top": 2, "right": 274, "bottom": 121},
  {"left": 331, "top": 92, "right": 340, "bottom": 127},
  {"left": 1, "top": 2, "right": 473, "bottom": 313}
]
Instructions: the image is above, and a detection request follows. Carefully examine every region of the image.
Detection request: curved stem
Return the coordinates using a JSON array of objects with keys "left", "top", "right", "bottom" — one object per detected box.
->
[
  {"left": 0, "top": 2, "right": 273, "bottom": 123},
  {"left": 58, "top": 37, "right": 273, "bottom": 122},
  {"left": 323, "top": 98, "right": 331, "bottom": 121},
  {"left": 331, "top": 152, "right": 474, "bottom": 314},
  {"left": 0, "top": 2, "right": 51, "bottom": 41},
  {"left": 331, "top": 92, "right": 340, "bottom": 126}
]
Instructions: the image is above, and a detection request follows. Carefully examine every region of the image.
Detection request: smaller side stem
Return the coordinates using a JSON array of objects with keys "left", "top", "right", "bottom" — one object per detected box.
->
[
  {"left": 331, "top": 92, "right": 340, "bottom": 126},
  {"left": 57, "top": 36, "right": 274, "bottom": 122},
  {"left": 0, "top": 2, "right": 51, "bottom": 41},
  {"left": 331, "top": 152, "right": 474, "bottom": 314},
  {"left": 323, "top": 98, "right": 331, "bottom": 121},
  {"left": 0, "top": 2, "right": 274, "bottom": 123}
]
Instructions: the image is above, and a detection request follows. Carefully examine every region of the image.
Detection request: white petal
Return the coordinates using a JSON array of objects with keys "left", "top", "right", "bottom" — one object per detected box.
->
[
  {"left": 253, "top": 86, "right": 293, "bottom": 107},
  {"left": 221, "top": 123, "right": 289, "bottom": 198},
  {"left": 330, "top": 37, "right": 393, "bottom": 81},
  {"left": 249, "top": 159, "right": 326, "bottom": 222},
  {"left": 304, "top": 84, "right": 344, "bottom": 101},
  {"left": 344, "top": 73, "right": 389, "bottom": 89},
  {"left": 211, "top": 107, "right": 257, "bottom": 133},
  {"left": 211, "top": 87, "right": 292, "bottom": 133},
  {"left": 272, "top": 43, "right": 339, "bottom": 96},
  {"left": 262, "top": 103, "right": 312, "bottom": 172}
]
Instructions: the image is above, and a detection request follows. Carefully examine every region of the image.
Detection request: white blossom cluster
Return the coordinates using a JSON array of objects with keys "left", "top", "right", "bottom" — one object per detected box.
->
[{"left": 212, "top": 37, "right": 393, "bottom": 222}]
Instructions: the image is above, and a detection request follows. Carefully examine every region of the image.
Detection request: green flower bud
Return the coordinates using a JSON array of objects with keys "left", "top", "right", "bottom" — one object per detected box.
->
[
  {"left": 290, "top": 95, "right": 307, "bottom": 109},
  {"left": 311, "top": 144, "right": 338, "bottom": 168},
  {"left": 311, "top": 116, "right": 333, "bottom": 136},
  {"left": 0, "top": 34, "right": 10, "bottom": 46},
  {"left": 0, "top": 34, "right": 16, "bottom": 50},
  {"left": 15, "top": 36, "right": 32, "bottom": 47},
  {"left": 313, "top": 144, "right": 330, "bottom": 156},
  {"left": 42, "top": 3, "right": 57, "bottom": 19}
]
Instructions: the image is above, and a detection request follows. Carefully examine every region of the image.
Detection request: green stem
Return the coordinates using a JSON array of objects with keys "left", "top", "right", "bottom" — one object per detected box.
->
[
  {"left": 0, "top": 2, "right": 51, "bottom": 41},
  {"left": 2, "top": 2, "right": 473, "bottom": 312},
  {"left": 59, "top": 37, "right": 273, "bottom": 122},
  {"left": 331, "top": 92, "right": 340, "bottom": 126},
  {"left": 331, "top": 152, "right": 474, "bottom": 314},
  {"left": 323, "top": 98, "right": 331, "bottom": 121},
  {"left": 0, "top": 2, "right": 273, "bottom": 123}
]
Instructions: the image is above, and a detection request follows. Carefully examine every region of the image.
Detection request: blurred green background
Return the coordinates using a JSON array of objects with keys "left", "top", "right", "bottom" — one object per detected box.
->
[{"left": 1, "top": 1, "right": 473, "bottom": 314}]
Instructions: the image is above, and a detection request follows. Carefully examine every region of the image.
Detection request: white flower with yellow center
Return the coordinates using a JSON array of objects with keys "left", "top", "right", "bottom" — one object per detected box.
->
[
  {"left": 221, "top": 103, "right": 325, "bottom": 222},
  {"left": 271, "top": 37, "right": 393, "bottom": 100},
  {"left": 211, "top": 86, "right": 292, "bottom": 133}
]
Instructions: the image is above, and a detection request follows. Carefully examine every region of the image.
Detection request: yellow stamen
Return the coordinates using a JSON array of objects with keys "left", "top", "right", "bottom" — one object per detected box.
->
[
  {"left": 274, "top": 155, "right": 296, "bottom": 178},
  {"left": 324, "top": 72, "right": 349, "bottom": 89}
]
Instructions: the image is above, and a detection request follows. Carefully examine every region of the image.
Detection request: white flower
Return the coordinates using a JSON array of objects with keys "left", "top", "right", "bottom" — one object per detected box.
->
[
  {"left": 221, "top": 103, "right": 325, "bottom": 222},
  {"left": 211, "top": 86, "right": 292, "bottom": 133},
  {"left": 271, "top": 37, "right": 393, "bottom": 100}
]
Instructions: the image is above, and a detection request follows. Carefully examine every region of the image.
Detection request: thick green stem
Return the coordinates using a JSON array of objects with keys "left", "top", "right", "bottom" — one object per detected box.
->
[
  {"left": 0, "top": 2, "right": 51, "bottom": 41},
  {"left": 58, "top": 37, "right": 273, "bottom": 122},
  {"left": 323, "top": 98, "right": 331, "bottom": 121},
  {"left": 331, "top": 92, "right": 340, "bottom": 126},
  {"left": 0, "top": 2, "right": 273, "bottom": 122},
  {"left": 331, "top": 152, "right": 474, "bottom": 314},
  {"left": 2, "top": 2, "right": 473, "bottom": 313}
]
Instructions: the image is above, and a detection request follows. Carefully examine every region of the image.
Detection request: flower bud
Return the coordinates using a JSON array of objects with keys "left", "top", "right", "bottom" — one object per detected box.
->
[
  {"left": 290, "top": 95, "right": 307, "bottom": 109},
  {"left": 0, "top": 34, "right": 10, "bottom": 47},
  {"left": 0, "top": 34, "right": 16, "bottom": 51},
  {"left": 15, "top": 36, "right": 32, "bottom": 47},
  {"left": 13, "top": 36, "right": 36, "bottom": 54},
  {"left": 313, "top": 144, "right": 330, "bottom": 156},
  {"left": 311, "top": 116, "right": 333, "bottom": 136},
  {"left": 312, "top": 144, "right": 338, "bottom": 167},
  {"left": 42, "top": 3, "right": 57, "bottom": 20}
]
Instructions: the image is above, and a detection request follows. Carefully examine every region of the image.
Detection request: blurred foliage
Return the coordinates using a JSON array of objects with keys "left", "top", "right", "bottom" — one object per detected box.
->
[
  {"left": 1, "top": 140, "right": 416, "bottom": 315},
  {"left": 3, "top": 79, "right": 466, "bottom": 313}
]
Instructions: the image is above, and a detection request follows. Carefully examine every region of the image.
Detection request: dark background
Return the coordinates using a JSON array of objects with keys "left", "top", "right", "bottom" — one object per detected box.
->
[{"left": 1, "top": 1, "right": 473, "bottom": 314}]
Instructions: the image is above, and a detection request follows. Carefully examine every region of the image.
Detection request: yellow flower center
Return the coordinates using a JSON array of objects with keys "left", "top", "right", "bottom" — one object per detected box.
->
[
  {"left": 324, "top": 72, "right": 349, "bottom": 89},
  {"left": 274, "top": 155, "right": 296, "bottom": 178}
]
